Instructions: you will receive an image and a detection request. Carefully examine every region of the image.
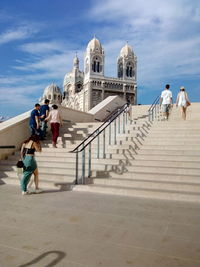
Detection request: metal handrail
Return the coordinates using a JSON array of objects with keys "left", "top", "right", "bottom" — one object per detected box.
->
[
  {"left": 148, "top": 95, "right": 160, "bottom": 122},
  {"left": 70, "top": 96, "right": 161, "bottom": 185},
  {"left": 71, "top": 103, "right": 128, "bottom": 153},
  {"left": 148, "top": 95, "right": 160, "bottom": 112},
  {"left": 71, "top": 103, "right": 130, "bottom": 184},
  {"left": 0, "top": 146, "right": 15, "bottom": 149}
]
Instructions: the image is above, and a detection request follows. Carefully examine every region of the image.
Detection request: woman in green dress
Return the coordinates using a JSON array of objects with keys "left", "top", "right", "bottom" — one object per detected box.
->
[{"left": 20, "top": 135, "right": 41, "bottom": 195}]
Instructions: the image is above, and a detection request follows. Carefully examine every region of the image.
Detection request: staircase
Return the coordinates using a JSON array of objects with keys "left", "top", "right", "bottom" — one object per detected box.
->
[
  {"left": 0, "top": 122, "right": 102, "bottom": 190},
  {"left": 73, "top": 103, "right": 200, "bottom": 202},
  {"left": 1, "top": 103, "right": 200, "bottom": 203},
  {"left": 0, "top": 106, "right": 150, "bottom": 191}
]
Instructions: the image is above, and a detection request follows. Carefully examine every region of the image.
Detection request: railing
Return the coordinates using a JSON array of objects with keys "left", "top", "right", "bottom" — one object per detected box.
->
[
  {"left": 0, "top": 146, "right": 15, "bottom": 149},
  {"left": 148, "top": 95, "right": 160, "bottom": 121},
  {"left": 70, "top": 103, "right": 131, "bottom": 184}
]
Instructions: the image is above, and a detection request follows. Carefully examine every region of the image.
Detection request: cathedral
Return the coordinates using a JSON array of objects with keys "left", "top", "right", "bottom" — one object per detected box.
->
[{"left": 40, "top": 37, "right": 137, "bottom": 111}]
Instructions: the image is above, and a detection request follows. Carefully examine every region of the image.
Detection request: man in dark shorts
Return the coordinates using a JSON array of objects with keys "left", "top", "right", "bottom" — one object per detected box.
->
[
  {"left": 160, "top": 84, "right": 173, "bottom": 120},
  {"left": 29, "top": 103, "right": 41, "bottom": 136},
  {"left": 40, "top": 99, "right": 50, "bottom": 139}
]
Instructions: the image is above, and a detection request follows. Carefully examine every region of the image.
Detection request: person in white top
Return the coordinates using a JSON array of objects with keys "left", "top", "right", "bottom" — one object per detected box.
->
[
  {"left": 45, "top": 105, "right": 63, "bottom": 147},
  {"left": 176, "top": 86, "right": 190, "bottom": 120},
  {"left": 160, "top": 84, "right": 173, "bottom": 120}
]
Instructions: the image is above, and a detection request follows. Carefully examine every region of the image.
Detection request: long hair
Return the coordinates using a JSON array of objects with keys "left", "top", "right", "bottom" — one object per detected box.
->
[{"left": 23, "top": 135, "right": 40, "bottom": 144}]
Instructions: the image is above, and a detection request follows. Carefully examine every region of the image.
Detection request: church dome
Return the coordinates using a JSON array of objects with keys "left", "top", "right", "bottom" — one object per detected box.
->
[
  {"left": 120, "top": 43, "right": 134, "bottom": 58},
  {"left": 87, "top": 37, "right": 103, "bottom": 53},
  {"left": 44, "top": 83, "right": 62, "bottom": 95},
  {"left": 43, "top": 83, "right": 62, "bottom": 104}
]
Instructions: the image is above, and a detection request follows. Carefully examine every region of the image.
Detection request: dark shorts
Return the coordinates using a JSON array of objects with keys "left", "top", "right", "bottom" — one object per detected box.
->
[{"left": 162, "top": 104, "right": 171, "bottom": 113}]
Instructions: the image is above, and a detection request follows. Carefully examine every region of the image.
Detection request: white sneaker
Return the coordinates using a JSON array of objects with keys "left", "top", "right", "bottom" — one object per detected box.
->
[
  {"left": 22, "top": 191, "right": 28, "bottom": 195},
  {"left": 35, "top": 189, "right": 43, "bottom": 194}
]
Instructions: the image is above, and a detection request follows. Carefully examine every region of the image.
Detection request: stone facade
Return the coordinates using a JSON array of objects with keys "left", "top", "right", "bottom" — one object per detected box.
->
[{"left": 41, "top": 37, "right": 137, "bottom": 111}]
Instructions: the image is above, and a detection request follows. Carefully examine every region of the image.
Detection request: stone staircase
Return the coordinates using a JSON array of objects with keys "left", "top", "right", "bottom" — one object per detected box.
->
[
  {"left": 0, "top": 106, "right": 150, "bottom": 191},
  {"left": 0, "top": 122, "right": 102, "bottom": 190},
  {"left": 73, "top": 103, "right": 200, "bottom": 202},
  {"left": 1, "top": 103, "right": 200, "bottom": 203}
]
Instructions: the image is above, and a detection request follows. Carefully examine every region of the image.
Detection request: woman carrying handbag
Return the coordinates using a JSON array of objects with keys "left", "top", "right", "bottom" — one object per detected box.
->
[
  {"left": 176, "top": 86, "right": 191, "bottom": 120},
  {"left": 20, "top": 134, "right": 42, "bottom": 195}
]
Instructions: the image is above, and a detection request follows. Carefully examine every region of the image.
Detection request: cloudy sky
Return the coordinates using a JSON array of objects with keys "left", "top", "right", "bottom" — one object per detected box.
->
[{"left": 0, "top": 0, "right": 199, "bottom": 117}]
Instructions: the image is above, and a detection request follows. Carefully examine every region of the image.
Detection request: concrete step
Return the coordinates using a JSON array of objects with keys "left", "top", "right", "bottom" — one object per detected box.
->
[
  {"left": 1, "top": 171, "right": 75, "bottom": 182},
  {"left": 0, "top": 159, "right": 118, "bottom": 174},
  {"left": 1, "top": 176, "right": 74, "bottom": 191},
  {"left": 138, "top": 149, "right": 200, "bottom": 156},
  {"left": 106, "top": 171, "right": 200, "bottom": 183},
  {"left": 145, "top": 133, "right": 200, "bottom": 138},
  {"left": 93, "top": 178, "right": 200, "bottom": 193},
  {"left": 73, "top": 184, "right": 200, "bottom": 202},
  {"left": 149, "top": 129, "right": 200, "bottom": 133},
  {"left": 141, "top": 144, "right": 200, "bottom": 150},
  {"left": 126, "top": 165, "right": 200, "bottom": 175},
  {"left": 129, "top": 159, "right": 200, "bottom": 168},
  {"left": 8, "top": 158, "right": 118, "bottom": 167},
  {"left": 134, "top": 154, "right": 200, "bottom": 162}
]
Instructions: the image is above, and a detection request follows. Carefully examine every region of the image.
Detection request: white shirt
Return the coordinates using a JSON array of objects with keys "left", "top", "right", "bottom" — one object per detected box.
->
[
  {"left": 177, "top": 91, "right": 187, "bottom": 107},
  {"left": 161, "top": 89, "right": 172, "bottom": 104},
  {"left": 46, "top": 109, "right": 62, "bottom": 124}
]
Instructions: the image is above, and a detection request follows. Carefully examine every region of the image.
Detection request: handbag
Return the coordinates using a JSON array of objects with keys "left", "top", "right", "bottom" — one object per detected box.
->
[
  {"left": 16, "top": 160, "right": 24, "bottom": 168},
  {"left": 186, "top": 100, "right": 191, "bottom": 107}
]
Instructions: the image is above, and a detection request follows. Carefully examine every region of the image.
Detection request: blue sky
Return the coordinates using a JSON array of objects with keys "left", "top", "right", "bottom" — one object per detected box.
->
[{"left": 0, "top": 0, "right": 199, "bottom": 117}]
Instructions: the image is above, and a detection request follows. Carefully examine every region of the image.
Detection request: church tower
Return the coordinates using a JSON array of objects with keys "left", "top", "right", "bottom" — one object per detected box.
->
[
  {"left": 84, "top": 37, "right": 105, "bottom": 81},
  {"left": 117, "top": 43, "right": 137, "bottom": 104},
  {"left": 117, "top": 43, "right": 137, "bottom": 81},
  {"left": 62, "top": 54, "right": 84, "bottom": 110}
]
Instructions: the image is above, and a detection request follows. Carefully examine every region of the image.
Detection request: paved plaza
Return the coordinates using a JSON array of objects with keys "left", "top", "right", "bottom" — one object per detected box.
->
[{"left": 0, "top": 184, "right": 200, "bottom": 267}]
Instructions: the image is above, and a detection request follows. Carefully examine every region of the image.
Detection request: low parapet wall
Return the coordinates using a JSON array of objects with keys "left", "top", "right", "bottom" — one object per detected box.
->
[
  {"left": 0, "top": 106, "right": 94, "bottom": 160},
  {"left": 59, "top": 106, "right": 94, "bottom": 122},
  {"left": 0, "top": 111, "right": 30, "bottom": 160},
  {"left": 88, "top": 95, "right": 126, "bottom": 121}
]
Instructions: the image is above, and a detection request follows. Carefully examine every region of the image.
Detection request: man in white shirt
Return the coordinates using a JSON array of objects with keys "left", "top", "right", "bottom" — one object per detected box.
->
[{"left": 160, "top": 84, "right": 173, "bottom": 120}]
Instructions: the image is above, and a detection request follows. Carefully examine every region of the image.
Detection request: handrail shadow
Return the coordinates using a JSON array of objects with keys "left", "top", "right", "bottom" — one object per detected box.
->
[{"left": 18, "top": 250, "right": 66, "bottom": 267}]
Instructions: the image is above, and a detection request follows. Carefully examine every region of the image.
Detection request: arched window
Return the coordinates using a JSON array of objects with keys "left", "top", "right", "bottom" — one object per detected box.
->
[
  {"left": 130, "top": 67, "right": 133, "bottom": 77},
  {"left": 118, "top": 63, "right": 123, "bottom": 78},
  {"left": 48, "top": 95, "right": 51, "bottom": 99},
  {"left": 92, "top": 57, "right": 101, "bottom": 73},
  {"left": 126, "top": 62, "right": 134, "bottom": 77}
]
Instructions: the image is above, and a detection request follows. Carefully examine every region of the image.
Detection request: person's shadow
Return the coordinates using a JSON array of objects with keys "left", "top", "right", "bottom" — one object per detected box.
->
[{"left": 18, "top": 250, "right": 66, "bottom": 267}]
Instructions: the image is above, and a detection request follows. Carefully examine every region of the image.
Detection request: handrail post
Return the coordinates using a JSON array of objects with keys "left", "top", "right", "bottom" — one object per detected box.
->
[
  {"left": 88, "top": 143, "right": 91, "bottom": 178},
  {"left": 126, "top": 108, "right": 128, "bottom": 124},
  {"left": 109, "top": 124, "right": 111, "bottom": 145},
  {"left": 75, "top": 151, "right": 79, "bottom": 184},
  {"left": 82, "top": 146, "right": 85, "bottom": 184},
  {"left": 114, "top": 119, "right": 117, "bottom": 144},
  {"left": 97, "top": 130, "right": 100, "bottom": 159},
  {"left": 103, "top": 129, "right": 106, "bottom": 158},
  {"left": 123, "top": 112, "right": 125, "bottom": 133},
  {"left": 118, "top": 115, "right": 120, "bottom": 134}
]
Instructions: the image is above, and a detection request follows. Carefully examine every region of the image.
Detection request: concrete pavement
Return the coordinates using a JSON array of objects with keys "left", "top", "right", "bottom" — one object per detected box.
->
[{"left": 0, "top": 184, "right": 200, "bottom": 267}]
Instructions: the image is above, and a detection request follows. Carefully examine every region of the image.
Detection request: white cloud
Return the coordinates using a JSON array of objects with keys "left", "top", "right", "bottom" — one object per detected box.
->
[
  {"left": 89, "top": 0, "right": 200, "bottom": 89},
  {"left": 0, "top": 25, "right": 39, "bottom": 45},
  {"left": 20, "top": 41, "right": 67, "bottom": 54}
]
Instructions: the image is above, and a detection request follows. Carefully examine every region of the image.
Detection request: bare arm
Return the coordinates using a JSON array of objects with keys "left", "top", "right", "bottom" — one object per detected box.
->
[
  {"left": 33, "top": 141, "right": 42, "bottom": 152},
  {"left": 20, "top": 143, "right": 25, "bottom": 159},
  {"left": 45, "top": 111, "right": 51, "bottom": 122},
  {"left": 35, "top": 116, "right": 40, "bottom": 129}
]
